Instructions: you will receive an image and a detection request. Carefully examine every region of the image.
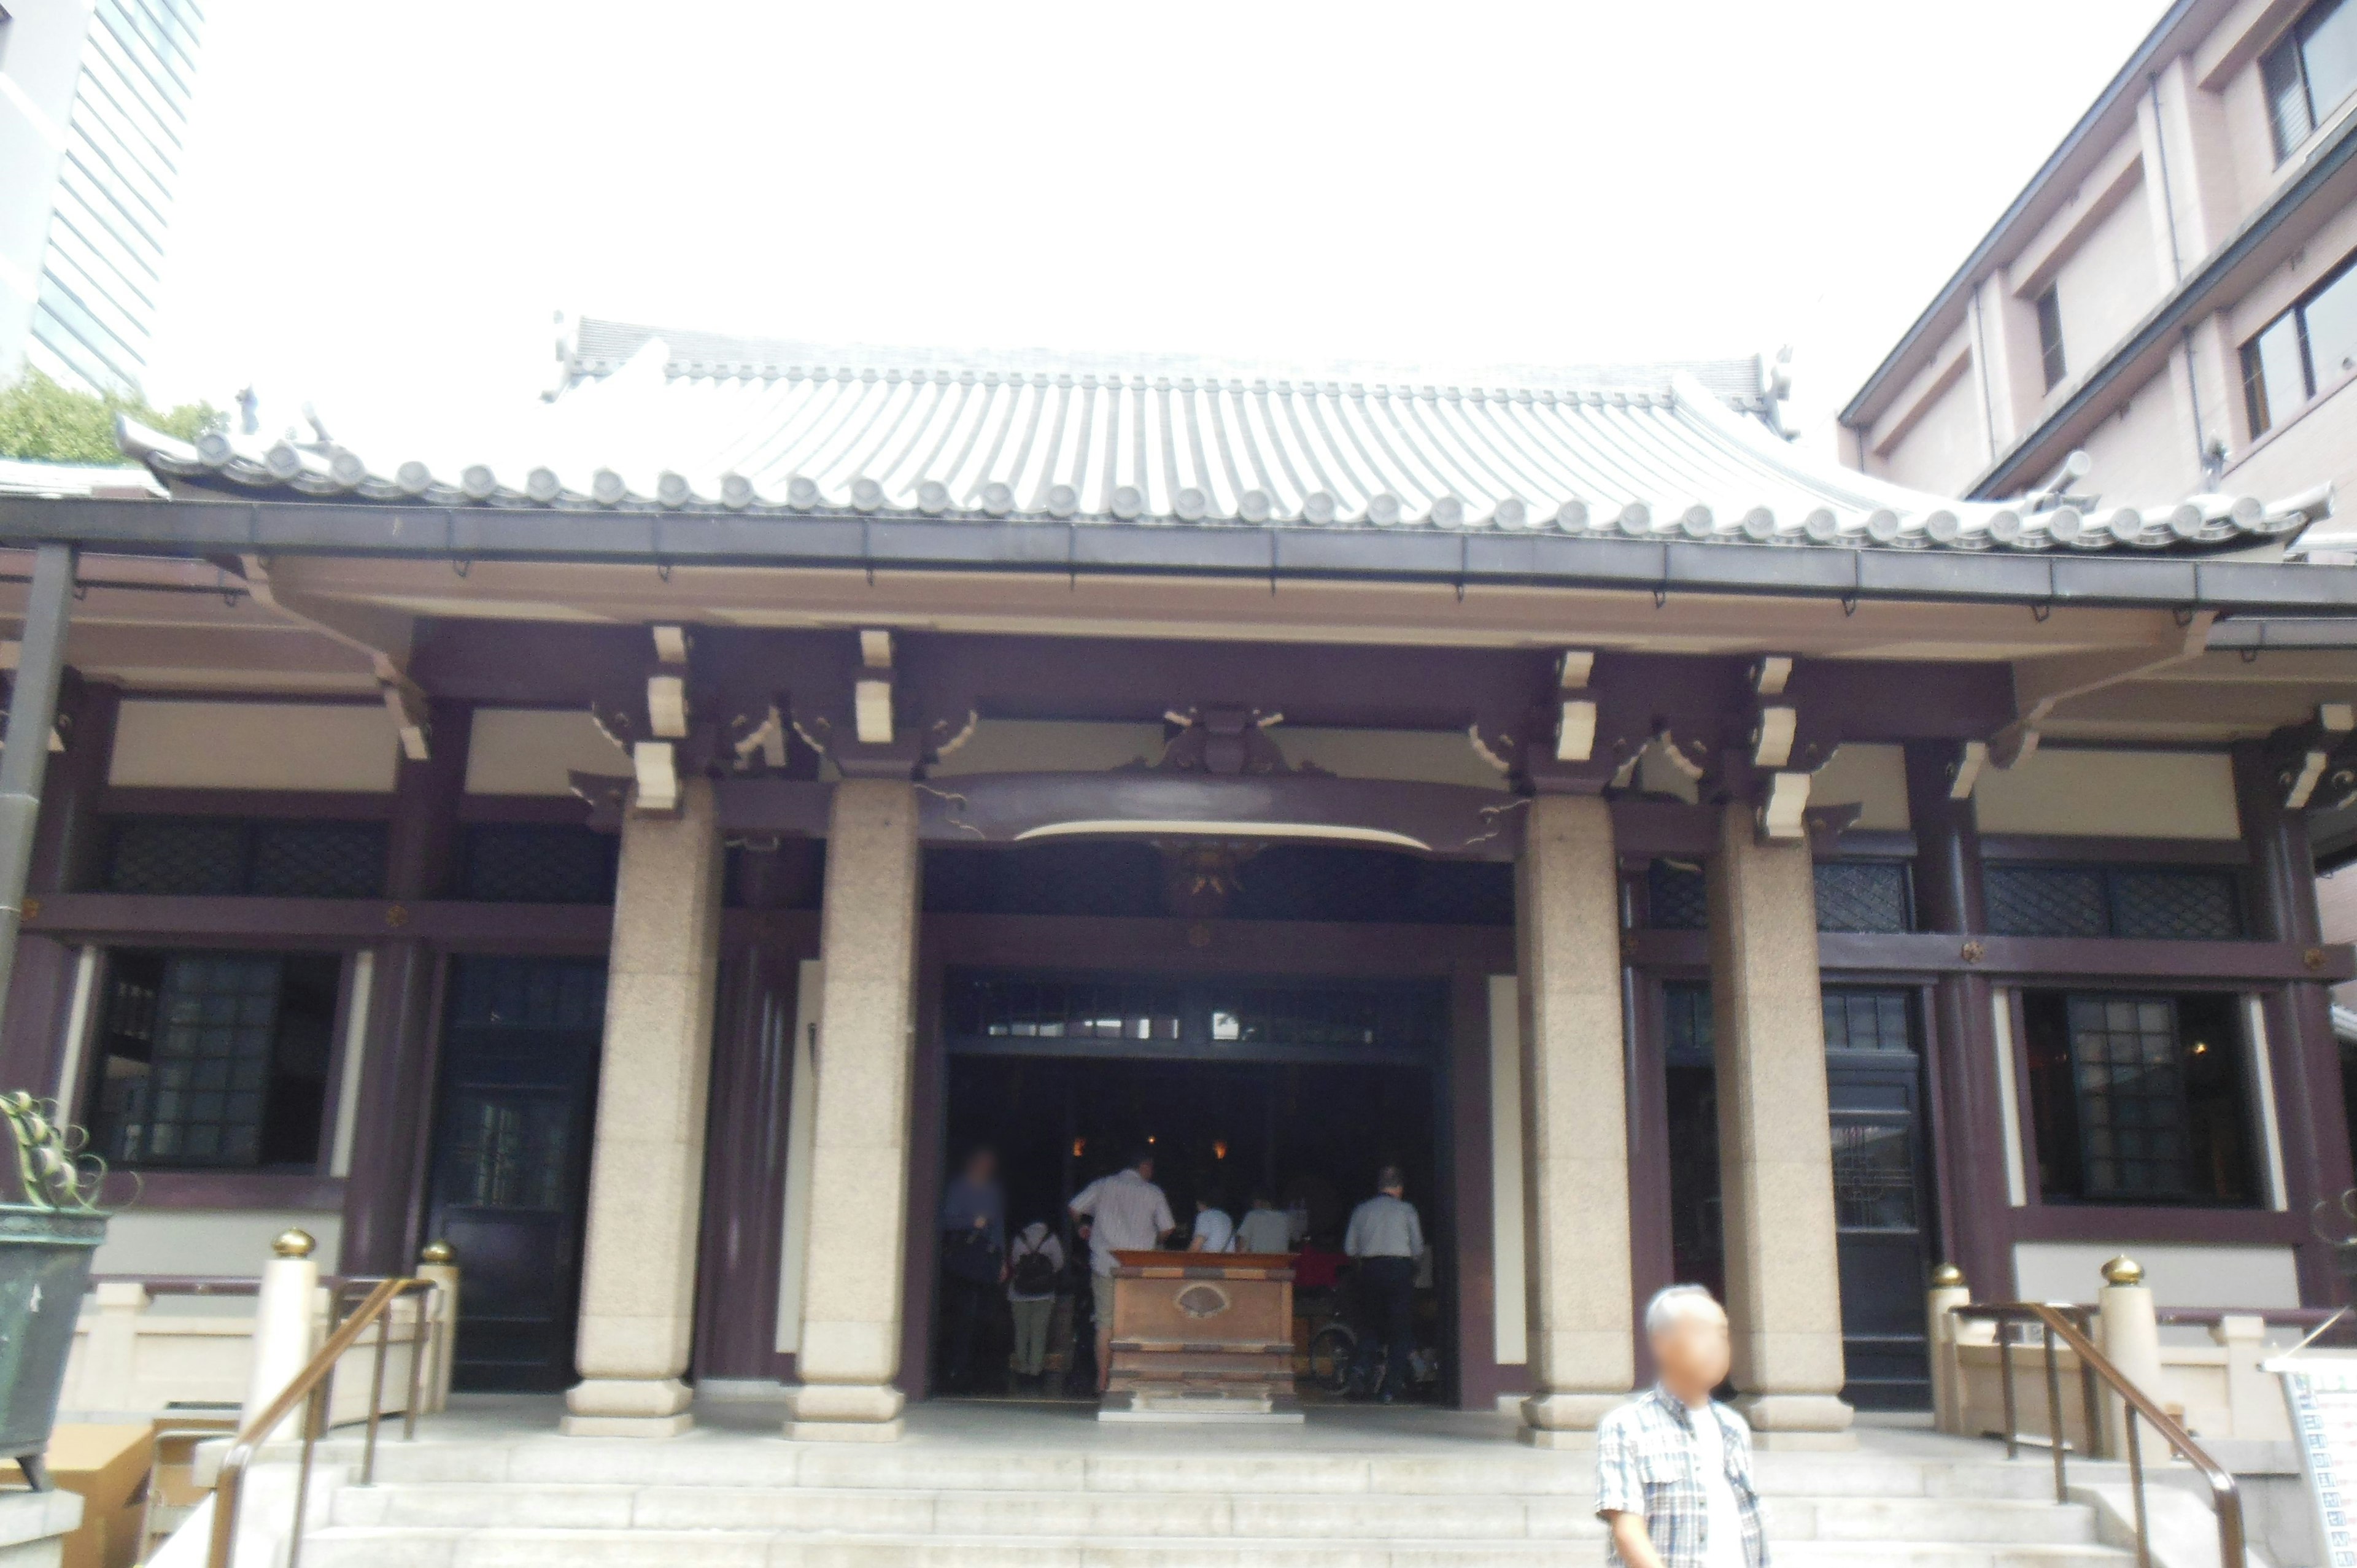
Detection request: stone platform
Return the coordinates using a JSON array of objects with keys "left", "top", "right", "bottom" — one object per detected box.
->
[{"left": 175, "top": 1393, "right": 2209, "bottom": 1567}]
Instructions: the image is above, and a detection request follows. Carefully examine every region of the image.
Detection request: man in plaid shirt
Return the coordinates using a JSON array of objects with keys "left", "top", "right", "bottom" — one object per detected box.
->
[{"left": 1595, "top": 1286, "right": 1767, "bottom": 1568}]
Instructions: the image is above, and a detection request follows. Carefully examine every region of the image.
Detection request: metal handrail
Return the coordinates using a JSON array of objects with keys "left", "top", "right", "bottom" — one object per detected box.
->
[
  {"left": 204, "top": 1275, "right": 438, "bottom": 1568},
  {"left": 1954, "top": 1301, "right": 2245, "bottom": 1568}
]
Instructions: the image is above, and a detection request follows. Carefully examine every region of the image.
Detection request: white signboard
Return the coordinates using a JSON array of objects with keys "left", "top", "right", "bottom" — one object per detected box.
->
[{"left": 2271, "top": 1357, "right": 2357, "bottom": 1567}]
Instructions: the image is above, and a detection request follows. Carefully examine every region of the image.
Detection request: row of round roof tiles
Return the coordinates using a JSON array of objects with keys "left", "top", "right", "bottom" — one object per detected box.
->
[
  {"left": 575, "top": 360, "right": 1692, "bottom": 403},
  {"left": 209, "top": 444, "right": 2280, "bottom": 550}
]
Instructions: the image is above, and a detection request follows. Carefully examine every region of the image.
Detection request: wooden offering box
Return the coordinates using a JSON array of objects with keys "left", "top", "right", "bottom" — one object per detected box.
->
[{"left": 1100, "top": 1251, "right": 1302, "bottom": 1423}]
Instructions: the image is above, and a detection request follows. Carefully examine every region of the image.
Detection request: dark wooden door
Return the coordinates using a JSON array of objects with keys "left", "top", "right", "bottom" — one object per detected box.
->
[
  {"left": 425, "top": 956, "right": 606, "bottom": 1391},
  {"left": 1821, "top": 988, "right": 1935, "bottom": 1412}
]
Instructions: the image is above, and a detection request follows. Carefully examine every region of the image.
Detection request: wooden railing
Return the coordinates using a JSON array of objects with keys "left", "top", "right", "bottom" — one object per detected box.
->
[
  {"left": 1954, "top": 1302, "right": 2245, "bottom": 1568},
  {"left": 205, "top": 1275, "right": 438, "bottom": 1568}
]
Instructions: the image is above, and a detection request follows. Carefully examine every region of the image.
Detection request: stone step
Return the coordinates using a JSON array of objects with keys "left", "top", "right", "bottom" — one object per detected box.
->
[
  {"left": 356, "top": 1437, "right": 2073, "bottom": 1502},
  {"left": 326, "top": 1480, "right": 2098, "bottom": 1545},
  {"left": 300, "top": 1526, "right": 2137, "bottom": 1568}
]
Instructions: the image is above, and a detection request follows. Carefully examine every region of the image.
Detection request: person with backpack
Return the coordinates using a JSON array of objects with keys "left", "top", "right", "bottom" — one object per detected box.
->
[{"left": 1005, "top": 1219, "right": 1066, "bottom": 1388}]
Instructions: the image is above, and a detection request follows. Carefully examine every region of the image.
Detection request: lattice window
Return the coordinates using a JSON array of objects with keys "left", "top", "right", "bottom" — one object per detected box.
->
[
  {"left": 461, "top": 825, "right": 617, "bottom": 904},
  {"left": 1815, "top": 861, "right": 1911, "bottom": 933},
  {"left": 248, "top": 822, "right": 387, "bottom": 898},
  {"left": 104, "top": 818, "right": 247, "bottom": 895},
  {"left": 2064, "top": 994, "right": 2193, "bottom": 1200},
  {"left": 1647, "top": 860, "right": 1708, "bottom": 930},
  {"left": 1985, "top": 866, "right": 2109, "bottom": 938},
  {"left": 103, "top": 817, "right": 385, "bottom": 898},
  {"left": 2110, "top": 870, "right": 2243, "bottom": 941},
  {"left": 1832, "top": 1120, "right": 1919, "bottom": 1228},
  {"left": 1822, "top": 989, "right": 1912, "bottom": 1052},
  {"left": 1663, "top": 980, "right": 1714, "bottom": 1067},
  {"left": 135, "top": 954, "right": 284, "bottom": 1167},
  {"left": 447, "top": 956, "right": 607, "bottom": 1030},
  {"left": 1986, "top": 863, "right": 2242, "bottom": 940}
]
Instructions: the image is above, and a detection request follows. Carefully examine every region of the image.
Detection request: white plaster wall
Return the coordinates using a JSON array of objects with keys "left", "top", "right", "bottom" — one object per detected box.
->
[
  {"left": 464, "top": 708, "right": 627, "bottom": 795},
  {"left": 1812, "top": 743, "right": 1910, "bottom": 832},
  {"left": 92, "top": 1210, "right": 343, "bottom": 1278},
  {"left": 108, "top": 702, "right": 397, "bottom": 792},
  {"left": 1487, "top": 975, "right": 1527, "bottom": 1365},
  {"left": 1280, "top": 728, "right": 1509, "bottom": 790},
  {"left": 927, "top": 720, "right": 1164, "bottom": 778},
  {"left": 2012, "top": 1241, "right": 2298, "bottom": 1308},
  {"left": 1973, "top": 747, "right": 2240, "bottom": 838}
]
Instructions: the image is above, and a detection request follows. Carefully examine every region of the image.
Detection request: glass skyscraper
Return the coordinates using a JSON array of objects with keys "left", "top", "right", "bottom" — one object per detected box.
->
[{"left": 0, "top": 0, "right": 205, "bottom": 396}]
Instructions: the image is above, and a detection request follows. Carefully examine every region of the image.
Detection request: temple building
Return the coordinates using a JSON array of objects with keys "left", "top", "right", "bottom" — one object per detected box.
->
[{"left": 0, "top": 318, "right": 2349, "bottom": 1450}]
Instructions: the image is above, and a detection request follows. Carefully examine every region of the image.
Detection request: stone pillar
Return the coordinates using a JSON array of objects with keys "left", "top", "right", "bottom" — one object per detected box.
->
[
  {"left": 561, "top": 777, "right": 723, "bottom": 1437},
  {"left": 2094, "top": 1256, "right": 2162, "bottom": 1461},
  {"left": 244, "top": 1229, "right": 321, "bottom": 1442},
  {"left": 1514, "top": 793, "right": 1635, "bottom": 1446},
  {"left": 1924, "top": 1264, "right": 1971, "bottom": 1435},
  {"left": 785, "top": 780, "right": 921, "bottom": 1442},
  {"left": 1708, "top": 801, "right": 1854, "bottom": 1446}
]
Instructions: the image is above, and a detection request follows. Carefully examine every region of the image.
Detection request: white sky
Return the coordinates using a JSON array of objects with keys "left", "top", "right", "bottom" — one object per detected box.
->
[{"left": 141, "top": 1, "right": 2172, "bottom": 456}]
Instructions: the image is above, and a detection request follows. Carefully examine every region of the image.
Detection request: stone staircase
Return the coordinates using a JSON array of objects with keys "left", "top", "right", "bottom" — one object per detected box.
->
[{"left": 238, "top": 1414, "right": 2147, "bottom": 1568}]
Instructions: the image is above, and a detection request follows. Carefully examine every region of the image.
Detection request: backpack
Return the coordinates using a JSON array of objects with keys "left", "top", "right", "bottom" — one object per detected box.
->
[{"left": 1010, "top": 1240, "right": 1059, "bottom": 1296}]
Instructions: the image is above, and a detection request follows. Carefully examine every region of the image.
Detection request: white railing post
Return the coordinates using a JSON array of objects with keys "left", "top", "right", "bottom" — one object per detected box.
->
[
  {"left": 416, "top": 1240, "right": 459, "bottom": 1413},
  {"left": 2213, "top": 1313, "right": 2280, "bottom": 1442},
  {"left": 2094, "top": 1255, "right": 2162, "bottom": 1461},
  {"left": 1926, "top": 1264, "right": 1971, "bottom": 1435},
  {"left": 241, "top": 1229, "right": 320, "bottom": 1442}
]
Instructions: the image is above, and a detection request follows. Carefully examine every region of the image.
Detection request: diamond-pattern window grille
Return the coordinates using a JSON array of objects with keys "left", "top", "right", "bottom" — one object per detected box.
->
[
  {"left": 461, "top": 825, "right": 618, "bottom": 904},
  {"left": 105, "top": 818, "right": 247, "bottom": 895},
  {"left": 104, "top": 817, "right": 386, "bottom": 898},
  {"left": 1647, "top": 860, "right": 1708, "bottom": 930},
  {"left": 2110, "top": 870, "right": 2243, "bottom": 941},
  {"left": 1986, "top": 867, "right": 2109, "bottom": 938},
  {"left": 1832, "top": 1119, "right": 1919, "bottom": 1228},
  {"left": 1815, "top": 861, "right": 1911, "bottom": 933},
  {"left": 249, "top": 822, "right": 387, "bottom": 898},
  {"left": 1986, "top": 864, "right": 2242, "bottom": 940}
]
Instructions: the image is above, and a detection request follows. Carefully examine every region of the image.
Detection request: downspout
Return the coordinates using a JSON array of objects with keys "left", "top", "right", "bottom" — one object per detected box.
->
[
  {"left": 2149, "top": 71, "right": 2218, "bottom": 483},
  {"left": 0, "top": 543, "right": 75, "bottom": 1035},
  {"left": 1969, "top": 288, "right": 2001, "bottom": 468}
]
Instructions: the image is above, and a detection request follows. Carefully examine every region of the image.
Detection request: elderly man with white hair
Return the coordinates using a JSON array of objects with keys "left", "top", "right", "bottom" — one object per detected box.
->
[{"left": 1594, "top": 1285, "right": 1767, "bottom": 1568}]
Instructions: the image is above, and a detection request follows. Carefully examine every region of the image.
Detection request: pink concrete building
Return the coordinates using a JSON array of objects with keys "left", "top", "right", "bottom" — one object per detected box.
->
[{"left": 1841, "top": 0, "right": 2357, "bottom": 555}]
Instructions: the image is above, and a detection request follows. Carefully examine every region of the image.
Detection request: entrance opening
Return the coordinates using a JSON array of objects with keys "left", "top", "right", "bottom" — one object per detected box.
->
[
  {"left": 1659, "top": 979, "right": 1937, "bottom": 1411},
  {"left": 424, "top": 955, "right": 606, "bottom": 1391},
  {"left": 936, "top": 970, "right": 1447, "bottom": 1404}
]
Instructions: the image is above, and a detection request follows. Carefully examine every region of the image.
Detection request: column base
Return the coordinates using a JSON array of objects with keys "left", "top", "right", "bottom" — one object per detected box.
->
[
  {"left": 1735, "top": 1392, "right": 1856, "bottom": 1450},
  {"left": 562, "top": 1375, "right": 694, "bottom": 1438},
  {"left": 784, "top": 1381, "right": 906, "bottom": 1443},
  {"left": 1519, "top": 1389, "right": 1628, "bottom": 1442}
]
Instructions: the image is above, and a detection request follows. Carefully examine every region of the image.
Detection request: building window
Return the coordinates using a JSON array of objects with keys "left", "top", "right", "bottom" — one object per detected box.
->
[
  {"left": 102, "top": 817, "right": 388, "bottom": 898},
  {"left": 1646, "top": 859, "right": 1708, "bottom": 930},
  {"left": 2242, "top": 250, "right": 2357, "bottom": 436},
  {"left": 2264, "top": 0, "right": 2357, "bottom": 161},
  {"left": 2036, "top": 285, "right": 2068, "bottom": 390},
  {"left": 1983, "top": 863, "right": 2243, "bottom": 940},
  {"left": 1814, "top": 862, "right": 1912, "bottom": 933},
  {"left": 2020, "top": 990, "right": 2258, "bottom": 1206},
  {"left": 85, "top": 951, "right": 342, "bottom": 1170},
  {"left": 1823, "top": 989, "right": 1911, "bottom": 1052},
  {"left": 460, "top": 824, "right": 617, "bottom": 903}
]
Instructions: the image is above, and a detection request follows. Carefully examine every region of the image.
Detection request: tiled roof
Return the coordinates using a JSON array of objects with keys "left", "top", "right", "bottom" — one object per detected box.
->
[{"left": 116, "top": 320, "right": 2332, "bottom": 554}]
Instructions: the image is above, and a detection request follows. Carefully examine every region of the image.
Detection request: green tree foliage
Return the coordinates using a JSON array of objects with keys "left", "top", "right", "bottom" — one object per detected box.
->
[{"left": 0, "top": 368, "right": 220, "bottom": 465}]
